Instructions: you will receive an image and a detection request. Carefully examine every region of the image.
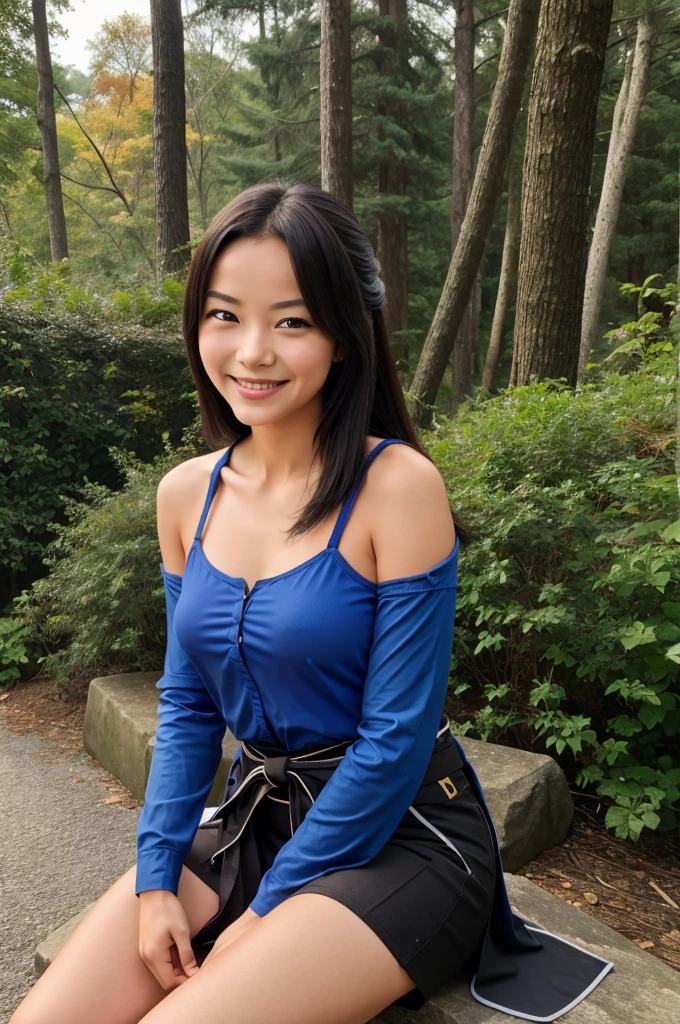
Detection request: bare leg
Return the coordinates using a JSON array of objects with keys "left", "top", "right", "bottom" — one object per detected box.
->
[
  {"left": 136, "top": 892, "right": 419, "bottom": 1024},
  {"left": 9, "top": 865, "right": 219, "bottom": 1024}
]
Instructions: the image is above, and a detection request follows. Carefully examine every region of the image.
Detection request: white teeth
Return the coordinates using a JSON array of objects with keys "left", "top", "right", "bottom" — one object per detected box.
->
[{"left": 235, "top": 379, "right": 283, "bottom": 390}]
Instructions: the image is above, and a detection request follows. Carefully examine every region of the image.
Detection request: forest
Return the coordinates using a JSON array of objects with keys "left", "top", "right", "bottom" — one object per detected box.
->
[{"left": 2, "top": 0, "right": 680, "bottom": 851}]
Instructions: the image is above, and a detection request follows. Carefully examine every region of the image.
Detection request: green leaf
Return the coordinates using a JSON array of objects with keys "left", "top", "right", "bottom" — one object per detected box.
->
[
  {"left": 605, "top": 805, "right": 628, "bottom": 828},
  {"left": 662, "top": 519, "right": 680, "bottom": 542}
]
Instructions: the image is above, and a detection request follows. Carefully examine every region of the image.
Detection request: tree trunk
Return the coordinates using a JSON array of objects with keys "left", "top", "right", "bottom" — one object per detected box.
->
[
  {"left": 407, "top": 0, "right": 540, "bottom": 428},
  {"left": 469, "top": 265, "right": 483, "bottom": 376},
  {"left": 510, "top": 0, "right": 613, "bottom": 388},
  {"left": 32, "top": 0, "right": 68, "bottom": 262},
  {"left": 577, "top": 13, "right": 657, "bottom": 383},
  {"left": 150, "top": 0, "right": 190, "bottom": 276},
  {"left": 450, "top": 0, "right": 476, "bottom": 409},
  {"left": 320, "top": 0, "right": 353, "bottom": 211},
  {"left": 482, "top": 155, "right": 522, "bottom": 390},
  {"left": 376, "top": 0, "right": 410, "bottom": 379}
]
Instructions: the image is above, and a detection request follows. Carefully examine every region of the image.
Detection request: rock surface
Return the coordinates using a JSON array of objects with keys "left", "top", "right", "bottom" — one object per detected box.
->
[{"left": 84, "top": 672, "right": 573, "bottom": 873}]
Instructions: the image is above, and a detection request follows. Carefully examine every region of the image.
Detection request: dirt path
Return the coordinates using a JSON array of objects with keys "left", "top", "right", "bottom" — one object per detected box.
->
[{"left": 0, "top": 679, "right": 141, "bottom": 1022}]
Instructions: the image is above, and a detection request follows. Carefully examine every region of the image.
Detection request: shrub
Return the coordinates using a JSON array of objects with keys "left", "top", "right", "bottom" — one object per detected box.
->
[
  {"left": 431, "top": 341, "right": 680, "bottom": 840},
  {"left": 0, "top": 303, "right": 196, "bottom": 606},
  {"left": 10, "top": 425, "right": 205, "bottom": 684}
]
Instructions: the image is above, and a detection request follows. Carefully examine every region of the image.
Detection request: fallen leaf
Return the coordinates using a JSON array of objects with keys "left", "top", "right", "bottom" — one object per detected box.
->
[
  {"left": 0, "top": 693, "right": 10, "bottom": 701},
  {"left": 524, "top": 872, "right": 533, "bottom": 878},
  {"left": 72, "top": 777, "right": 84, "bottom": 783},
  {"left": 572, "top": 901, "right": 582, "bottom": 908},
  {"left": 583, "top": 892, "right": 598, "bottom": 905},
  {"left": 668, "top": 930, "right": 680, "bottom": 940},
  {"left": 103, "top": 796, "right": 122, "bottom": 805},
  {"left": 561, "top": 881, "right": 572, "bottom": 889},
  {"left": 636, "top": 940, "right": 654, "bottom": 950}
]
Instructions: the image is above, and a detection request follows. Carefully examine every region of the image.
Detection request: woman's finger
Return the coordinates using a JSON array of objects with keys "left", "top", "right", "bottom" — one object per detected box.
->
[{"left": 173, "top": 932, "right": 200, "bottom": 979}]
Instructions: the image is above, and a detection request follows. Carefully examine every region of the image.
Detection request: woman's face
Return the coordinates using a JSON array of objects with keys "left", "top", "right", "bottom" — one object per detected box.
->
[{"left": 198, "top": 234, "right": 343, "bottom": 425}]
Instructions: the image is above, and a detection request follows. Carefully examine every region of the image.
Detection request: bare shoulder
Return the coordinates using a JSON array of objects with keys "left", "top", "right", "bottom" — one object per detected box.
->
[
  {"left": 157, "top": 449, "right": 227, "bottom": 575},
  {"left": 157, "top": 449, "right": 225, "bottom": 502},
  {"left": 365, "top": 440, "right": 456, "bottom": 583}
]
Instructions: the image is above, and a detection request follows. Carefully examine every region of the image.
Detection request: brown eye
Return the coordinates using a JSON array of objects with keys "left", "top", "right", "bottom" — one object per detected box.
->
[
  {"left": 279, "top": 317, "right": 311, "bottom": 329},
  {"left": 207, "top": 310, "right": 237, "bottom": 322}
]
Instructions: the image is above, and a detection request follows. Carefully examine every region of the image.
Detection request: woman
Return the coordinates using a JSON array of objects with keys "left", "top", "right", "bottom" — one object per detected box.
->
[{"left": 11, "top": 181, "right": 613, "bottom": 1024}]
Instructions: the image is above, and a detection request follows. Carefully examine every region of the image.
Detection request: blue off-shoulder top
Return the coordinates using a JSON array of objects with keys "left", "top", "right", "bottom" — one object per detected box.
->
[{"left": 135, "top": 437, "right": 459, "bottom": 916}]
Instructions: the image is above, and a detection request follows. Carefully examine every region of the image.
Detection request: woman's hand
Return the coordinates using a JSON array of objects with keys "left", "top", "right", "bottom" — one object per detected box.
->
[
  {"left": 200, "top": 907, "right": 262, "bottom": 968},
  {"left": 138, "top": 889, "right": 200, "bottom": 991}
]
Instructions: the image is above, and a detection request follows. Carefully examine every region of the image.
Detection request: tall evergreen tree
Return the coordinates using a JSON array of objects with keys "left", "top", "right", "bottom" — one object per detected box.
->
[
  {"left": 511, "top": 0, "right": 614, "bottom": 387},
  {"left": 449, "top": 0, "right": 476, "bottom": 407},
  {"left": 374, "top": 0, "right": 410, "bottom": 374},
  {"left": 31, "top": 0, "right": 68, "bottom": 260},
  {"left": 320, "top": 0, "right": 353, "bottom": 209},
  {"left": 150, "top": 0, "right": 191, "bottom": 274},
  {"left": 578, "top": 11, "right": 658, "bottom": 382},
  {"left": 408, "top": 0, "right": 540, "bottom": 428}
]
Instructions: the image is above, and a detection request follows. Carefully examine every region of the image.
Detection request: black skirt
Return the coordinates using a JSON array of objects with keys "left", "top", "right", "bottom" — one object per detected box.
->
[
  {"left": 184, "top": 716, "right": 496, "bottom": 1011},
  {"left": 183, "top": 716, "right": 615, "bottom": 1020}
]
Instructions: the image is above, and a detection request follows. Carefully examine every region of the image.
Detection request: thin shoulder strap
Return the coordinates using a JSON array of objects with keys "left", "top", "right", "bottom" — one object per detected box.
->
[
  {"left": 194, "top": 446, "right": 233, "bottom": 542},
  {"left": 327, "top": 438, "right": 409, "bottom": 550}
]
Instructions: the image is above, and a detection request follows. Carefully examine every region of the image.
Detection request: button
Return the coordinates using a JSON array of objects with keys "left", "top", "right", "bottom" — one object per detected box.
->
[{"left": 238, "top": 635, "right": 243, "bottom": 643}]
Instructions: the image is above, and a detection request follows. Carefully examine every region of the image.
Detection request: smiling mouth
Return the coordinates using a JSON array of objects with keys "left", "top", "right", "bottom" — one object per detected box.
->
[{"left": 229, "top": 376, "right": 289, "bottom": 391}]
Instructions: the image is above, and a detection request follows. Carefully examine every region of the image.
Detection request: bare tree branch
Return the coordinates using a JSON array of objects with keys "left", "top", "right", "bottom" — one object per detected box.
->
[
  {"left": 476, "top": 7, "right": 510, "bottom": 30},
  {"left": 53, "top": 82, "right": 132, "bottom": 214},
  {"left": 60, "top": 172, "right": 125, "bottom": 198}
]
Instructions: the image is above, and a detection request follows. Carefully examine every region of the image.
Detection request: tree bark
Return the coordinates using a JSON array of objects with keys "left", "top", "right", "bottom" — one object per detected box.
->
[
  {"left": 449, "top": 0, "right": 476, "bottom": 409},
  {"left": 320, "top": 0, "right": 353, "bottom": 211},
  {"left": 150, "top": 0, "right": 191, "bottom": 276},
  {"left": 407, "top": 0, "right": 540, "bottom": 428},
  {"left": 577, "top": 13, "right": 657, "bottom": 383},
  {"left": 482, "top": 154, "right": 522, "bottom": 390},
  {"left": 510, "top": 0, "right": 613, "bottom": 388},
  {"left": 32, "top": 0, "right": 68, "bottom": 261},
  {"left": 376, "top": 0, "right": 410, "bottom": 379}
]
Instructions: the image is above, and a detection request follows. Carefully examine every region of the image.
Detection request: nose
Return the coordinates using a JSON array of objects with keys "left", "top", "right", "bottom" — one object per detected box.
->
[{"left": 236, "top": 324, "right": 277, "bottom": 368}]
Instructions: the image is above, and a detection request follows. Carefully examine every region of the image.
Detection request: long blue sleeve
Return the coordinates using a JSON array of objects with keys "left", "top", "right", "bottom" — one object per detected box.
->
[
  {"left": 248, "top": 552, "right": 458, "bottom": 916},
  {"left": 135, "top": 566, "right": 227, "bottom": 896}
]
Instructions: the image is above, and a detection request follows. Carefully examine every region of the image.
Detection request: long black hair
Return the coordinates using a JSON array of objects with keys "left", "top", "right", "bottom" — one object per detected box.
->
[{"left": 183, "top": 179, "right": 469, "bottom": 545}]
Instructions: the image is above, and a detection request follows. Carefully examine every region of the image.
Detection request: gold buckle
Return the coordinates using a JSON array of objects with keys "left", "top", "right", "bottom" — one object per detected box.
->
[{"left": 438, "top": 776, "right": 458, "bottom": 800}]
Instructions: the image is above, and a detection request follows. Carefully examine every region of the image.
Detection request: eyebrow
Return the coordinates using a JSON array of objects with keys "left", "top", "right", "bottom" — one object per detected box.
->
[{"left": 205, "top": 289, "right": 308, "bottom": 311}]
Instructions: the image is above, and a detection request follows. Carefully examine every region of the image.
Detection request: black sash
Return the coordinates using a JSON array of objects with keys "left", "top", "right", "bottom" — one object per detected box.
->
[{"left": 189, "top": 718, "right": 614, "bottom": 1021}]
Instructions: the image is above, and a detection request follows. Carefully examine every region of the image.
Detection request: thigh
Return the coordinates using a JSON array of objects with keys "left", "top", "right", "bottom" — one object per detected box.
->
[
  {"left": 135, "top": 892, "right": 418, "bottom": 1024},
  {"left": 9, "top": 864, "right": 219, "bottom": 1024}
]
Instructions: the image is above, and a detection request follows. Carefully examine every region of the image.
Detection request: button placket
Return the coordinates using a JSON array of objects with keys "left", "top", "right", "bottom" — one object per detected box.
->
[{"left": 232, "top": 584, "right": 272, "bottom": 737}]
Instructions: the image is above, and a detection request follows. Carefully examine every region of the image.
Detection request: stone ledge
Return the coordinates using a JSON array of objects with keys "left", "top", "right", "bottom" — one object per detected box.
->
[
  {"left": 83, "top": 672, "right": 241, "bottom": 807},
  {"left": 35, "top": 876, "right": 680, "bottom": 1023},
  {"left": 83, "top": 672, "right": 573, "bottom": 873}
]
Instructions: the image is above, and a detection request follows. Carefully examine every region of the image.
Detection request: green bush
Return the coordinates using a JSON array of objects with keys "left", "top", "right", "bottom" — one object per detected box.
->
[
  {"left": 9, "top": 426, "right": 205, "bottom": 684},
  {"left": 0, "top": 243, "right": 185, "bottom": 328},
  {"left": 0, "top": 303, "right": 196, "bottom": 607},
  {"left": 432, "top": 336, "right": 680, "bottom": 841}
]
